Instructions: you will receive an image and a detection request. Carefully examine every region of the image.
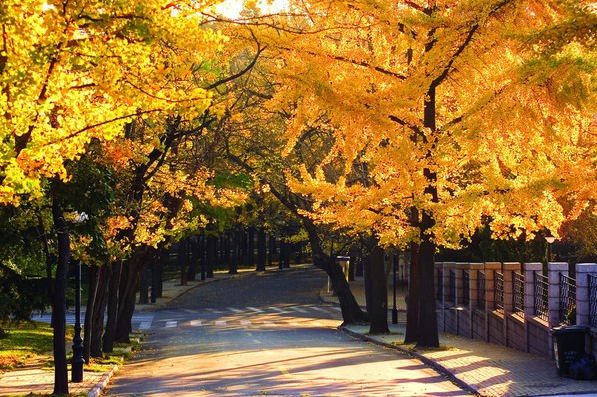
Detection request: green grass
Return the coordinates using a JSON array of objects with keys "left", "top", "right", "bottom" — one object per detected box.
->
[
  {"left": 0, "top": 320, "right": 68, "bottom": 370},
  {"left": 391, "top": 340, "right": 458, "bottom": 352},
  {"left": 0, "top": 320, "right": 140, "bottom": 373}
]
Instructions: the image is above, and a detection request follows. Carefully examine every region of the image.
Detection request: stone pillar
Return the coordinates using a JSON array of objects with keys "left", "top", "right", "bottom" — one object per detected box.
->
[
  {"left": 524, "top": 263, "right": 543, "bottom": 318},
  {"left": 524, "top": 263, "right": 543, "bottom": 354},
  {"left": 484, "top": 262, "right": 501, "bottom": 343},
  {"left": 443, "top": 262, "right": 455, "bottom": 306},
  {"left": 547, "top": 262, "right": 569, "bottom": 328},
  {"left": 455, "top": 263, "right": 468, "bottom": 306},
  {"left": 502, "top": 262, "right": 520, "bottom": 313},
  {"left": 435, "top": 262, "right": 444, "bottom": 305},
  {"left": 484, "top": 262, "right": 501, "bottom": 312},
  {"left": 470, "top": 263, "right": 483, "bottom": 310},
  {"left": 575, "top": 263, "right": 597, "bottom": 326}
]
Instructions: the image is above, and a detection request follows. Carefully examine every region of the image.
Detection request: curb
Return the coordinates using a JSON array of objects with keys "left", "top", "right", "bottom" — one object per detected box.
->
[
  {"left": 88, "top": 365, "right": 118, "bottom": 397},
  {"left": 338, "top": 326, "right": 481, "bottom": 396}
]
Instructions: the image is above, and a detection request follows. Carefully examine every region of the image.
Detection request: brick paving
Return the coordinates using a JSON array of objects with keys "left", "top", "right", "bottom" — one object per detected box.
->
[
  {"left": 3, "top": 266, "right": 597, "bottom": 396},
  {"left": 0, "top": 268, "right": 263, "bottom": 396},
  {"left": 326, "top": 276, "right": 597, "bottom": 397},
  {"left": 0, "top": 365, "right": 114, "bottom": 397}
]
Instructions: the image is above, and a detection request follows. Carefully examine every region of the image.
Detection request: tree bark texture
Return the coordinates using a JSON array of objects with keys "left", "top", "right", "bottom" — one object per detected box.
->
[
  {"left": 83, "top": 265, "right": 99, "bottom": 364},
  {"left": 256, "top": 228, "right": 266, "bottom": 271},
  {"left": 366, "top": 245, "right": 389, "bottom": 334},
  {"left": 404, "top": 241, "right": 420, "bottom": 343},
  {"left": 51, "top": 199, "right": 69, "bottom": 395},
  {"left": 206, "top": 235, "right": 215, "bottom": 278},
  {"left": 248, "top": 227, "right": 255, "bottom": 268},
  {"left": 103, "top": 260, "right": 122, "bottom": 353},
  {"left": 114, "top": 247, "right": 153, "bottom": 343},
  {"left": 90, "top": 264, "right": 109, "bottom": 358},
  {"left": 304, "top": 222, "right": 367, "bottom": 324}
]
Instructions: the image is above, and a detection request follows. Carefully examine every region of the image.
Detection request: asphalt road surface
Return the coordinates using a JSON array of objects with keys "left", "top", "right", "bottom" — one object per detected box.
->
[{"left": 104, "top": 267, "right": 470, "bottom": 396}]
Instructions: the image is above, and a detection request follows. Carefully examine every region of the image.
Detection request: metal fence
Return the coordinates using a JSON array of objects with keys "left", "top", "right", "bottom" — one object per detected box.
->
[
  {"left": 436, "top": 269, "right": 443, "bottom": 301},
  {"left": 534, "top": 272, "right": 549, "bottom": 321},
  {"left": 559, "top": 273, "right": 576, "bottom": 324},
  {"left": 513, "top": 272, "right": 524, "bottom": 314},
  {"left": 590, "top": 274, "right": 597, "bottom": 328},
  {"left": 463, "top": 270, "right": 470, "bottom": 306},
  {"left": 477, "top": 271, "right": 486, "bottom": 309},
  {"left": 495, "top": 272, "right": 504, "bottom": 311}
]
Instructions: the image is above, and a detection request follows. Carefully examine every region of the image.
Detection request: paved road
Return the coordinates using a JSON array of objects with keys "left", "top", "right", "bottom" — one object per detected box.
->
[{"left": 104, "top": 268, "right": 470, "bottom": 396}]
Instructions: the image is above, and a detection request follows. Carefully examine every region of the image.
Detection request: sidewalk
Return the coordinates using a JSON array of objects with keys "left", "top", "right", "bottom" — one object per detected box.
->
[
  {"left": 321, "top": 276, "right": 597, "bottom": 397},
  {"left": 4, "top": 266, "right": 596, "bottom": 397},
  {"left": 0, "top": 266, "right": 278, "bottom": 397}
]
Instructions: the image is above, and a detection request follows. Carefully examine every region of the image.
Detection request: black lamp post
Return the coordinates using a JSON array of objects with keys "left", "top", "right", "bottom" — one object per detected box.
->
[
  {"left": 545, "top": 235, "right": 555, "bottom": 263},
  {"left": 392, "top": 255, "right": 398, "bottom": 325},
  {"left": 72, "top": 259, "right": 84, "bottom": 382}
]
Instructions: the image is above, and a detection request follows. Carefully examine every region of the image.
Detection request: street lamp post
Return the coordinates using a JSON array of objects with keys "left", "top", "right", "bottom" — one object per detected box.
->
[
  {"left": 392, "top": 255, "right": 398, "bottom": 325},
  {"left": 545, "top": 235, "right": 556, "bottom": 263}
]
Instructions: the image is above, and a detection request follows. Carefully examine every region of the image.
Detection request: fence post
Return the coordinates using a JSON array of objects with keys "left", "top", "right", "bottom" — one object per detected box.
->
[
  {"left": 435, "top": 262, "right": 444, "bottom": 330},
  {"left": 524, "top": 263, "right": 542, "bottom": 318},
  {"left": 435, "top": 262, "right": 443, "bottom": 304},
  {"left": 455, "top": 262, "right": 468, "bottom": 306},
  {"left": 443, "top": 262, "right": 455, "bottom": 306},
  {"left": 502, "top": 262, "right": 520, "bottom": 313},
  {"left": 575, "top": 263, "right": 597, "bottom": 326},
  {"left": 484, "top": 262, "right": 500, "bottom": 311},
  {"left": 484, "top": 262, "right": 501, "bottom": 342},
  {"left": 470, "top": 263, "right": 483, "bottom": 309},
  {"left": 524, "top": 263, "right": 542, "bottom": 354},
  {"left": 547, "top": 262, "right": 568, "bottom": 328}
]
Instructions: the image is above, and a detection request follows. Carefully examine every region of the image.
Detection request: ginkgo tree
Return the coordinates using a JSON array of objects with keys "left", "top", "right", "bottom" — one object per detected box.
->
[
  {"left": 0, "top": 0, "right": 230, "bottom": 205},
  {"left": 238, "top": 0, "right": 597, "bottom": 346},
  {"left": 1, "top": 0, "right": 253, "bottom": 393}
]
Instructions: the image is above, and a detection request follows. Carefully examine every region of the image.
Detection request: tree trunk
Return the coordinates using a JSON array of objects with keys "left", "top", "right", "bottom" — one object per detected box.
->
[
  {"left": 90, "top": 264, "right": 109, "bottom": 358},
  {"left": 304, "top": 221, "right": 367, "bottom": 324},
  {"left": 268, "top": 235, "right": 275, "bottom": 267},
  {"left": 223, "top": 233, "right": 231, "bottom": 271},
  {"left": 228, "top": 231, "right": 238, "bottom": 274},
  {"left": 103, "top": 260, "right": 122, "bottom": 353},
  {"left": 178, "top": 240, "right": 188, "bottom": 286},
  {"left": 114, "top": 253, "right": 146, "bottom": 344},
  {"left": 404, "top": 241, "right": 420, "bottom": 343},
  {"left": 206, "top": 235, "right": 215, "bottom": 278},
  {"left": 199, "top": 231, "right": 206, "bottom": 281},
  {"left": 416, "top": 211, "right": 439, "bottom": 347},
  {"left": 280, "top": 240, "right": 291, "bottom": 269},
  {"left": 37, "top": 215, "right": 55, "bottom": 311},
  {"left": 83, "top": 265, "right": 100, "bottom": 364},
  {"left": 139, "top": 262, "right": 149, "bottom": 304},
  {"left": 186, "top": 238, "right": 198, "bottom": 281},
  {"left": 294, "top": 242, "right": 302, "bottom": 264},
  {"left": 51, "top": 198, "right": 69, "bottom": 395},
  {"left": 366, "top": 244, "right": 389, "bottom": 334},
  {"left": 348, "top": 245, "right": 359, "bottom": 281},
  {"left": 248, "top": 227, "right": 255, "bottom": 268},
  {"left": 256, "top": 228, "right": 266, "bottom": 271},
  {"left": 241, "top": 230, "right": 248, "bottom": 268},
  {"left": 156, "top": 250, "right": 166, "bottom": 297},
  {"left": 414, "top": 82, "right": 440, "bottom": 347}
]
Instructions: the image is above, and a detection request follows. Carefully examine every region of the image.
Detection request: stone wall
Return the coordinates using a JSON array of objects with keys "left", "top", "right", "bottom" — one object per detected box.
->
[{"left": 435, "top": 262, "right": 597, "bottom": 360}]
